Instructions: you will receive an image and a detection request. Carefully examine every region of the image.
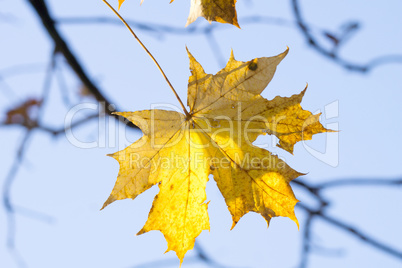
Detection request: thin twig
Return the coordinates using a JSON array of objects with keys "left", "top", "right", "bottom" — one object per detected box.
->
[
  {"left": 204, "top": 29, "right": 226, "bottom": 68},
  {"left": 129, "top": 241, "right": 242, "bottom": 268},
  {"left": 3, "top": 130, "right": 32, "bottom": 268},
  {"left": 57, "top": 13, "right": 402, "bottom": 73},
  {"left": 297, "top": 203, "right": 402, "bottom": 260},
  {"left": 291, "top": 0, "right": 402, "bottom": 72},
  {"left": 27, "top": 0, "right": 112, "bottom": 107},
  {"left": 27, "top": 0, "right": 138, "bottom": 129},
  {"left": 299, "top": 213, "right": 314, "bottom": 268},
  {"left": 0, "top": 75, "right": 16, "bottom": 100},
  {"left": 2, "top": 54, "right": 56, "bottom": 268},
  {"left": 54, "top": 57, "right": 72, "bottom": 106},
  {"left": 57, "top": 15, "right": 299, "bottom": 36},
  {"left": 317, "top": 178, "right": 402, "bottom": 189},
  {"left": 38, "top": 113, "right": 100, "bottom": 136},
  {"left": 193, "top": 241, "right": 236, "bottom": 268}
]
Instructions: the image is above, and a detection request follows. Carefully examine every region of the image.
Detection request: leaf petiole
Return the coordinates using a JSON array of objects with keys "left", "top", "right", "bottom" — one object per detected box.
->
[{"left": 101, "top": 0, "right": 190, "bottom": 117}]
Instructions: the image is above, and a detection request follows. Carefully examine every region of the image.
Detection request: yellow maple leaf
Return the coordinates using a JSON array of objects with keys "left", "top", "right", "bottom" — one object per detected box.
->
[
  {"left": 117, "top": 0, "right": 239, "bottom": 27},
  {"left": 102, "top": 48, "right": 331, "bottom": 264},
  {"left": 186, "top": 0, "right": 238, "bottom": 27}
]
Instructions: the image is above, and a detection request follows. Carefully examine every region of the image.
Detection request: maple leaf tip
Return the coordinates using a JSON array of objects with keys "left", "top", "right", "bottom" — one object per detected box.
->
[
  {"left": 100, "top": 203, "right": 107, "bottom": 211},
  {"left": 229, "top": 49, "right": 235, "bottom": 60},
  {"left": 282, "top": 46, "right": 289, "bottom": 55},
  {"left": 136, "top": 228, "right": 146, "bottom": 236},
  {"left": 299, "top": 171, "right": 308, "bottom": 177},
  {"left": 272, "top": 47, "right": 289, "bottom": 65},
  {"left": 294, "top": 218, "right": 300, "bottom": 231},
  {"left": 296, "top": 86, "right": 308, "bottom": 99},
  {"left": 111, "top": 111, "right": 121, "bottom": 116},
  {"left": 186, "top": 47, "right": 194, "bottom": 59},
  {"left": 101, "top": 195, "right": 116, "bottom": 210},
  {"left": 232, "top": 18, "right": 241, "bottom": 29},
  {"left": 328, "top": 128, "right": 340, "bottom": 133}
]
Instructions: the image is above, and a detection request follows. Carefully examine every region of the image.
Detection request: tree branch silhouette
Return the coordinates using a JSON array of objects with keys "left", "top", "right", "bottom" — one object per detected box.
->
[
  {"left": 27, "top": 0, "right": 138, "bottom": 129},
  {"left": 291, "top": 0, "right": 402, "bottom": 72},
  {"left": 293, "top": 178, "right": 402, "bottom": 268}
]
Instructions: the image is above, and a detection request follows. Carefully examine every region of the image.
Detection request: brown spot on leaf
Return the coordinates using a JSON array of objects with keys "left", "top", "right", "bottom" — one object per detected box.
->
[{"left": 248, "top": 60, "right": 258, "bottom": 71}]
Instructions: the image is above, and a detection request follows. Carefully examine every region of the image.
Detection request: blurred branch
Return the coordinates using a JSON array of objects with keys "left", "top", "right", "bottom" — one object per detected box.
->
[
  {"left": 0, "top": 75, "right": 16, "bottom": 101},
  {"left": 293, "top": 178, "right": 402, "bottom": 268},
  {"left": 54, "top": 57, "right": 73, "bottom": 106},
  {"left": 204, "top": 30, "right": 226, "bottom": 68},
  {"left": 0, "top": 62, "right": 46, "bottom": 78},
  {"left": 130, "top": 241, "right": 239, "bottom": 268},
  {"left": 57, "top": 15, "right": 296, "bottom": 37},
  {"left": 0, "top": 11, "right": 18, "bottom": 23},
  {"left": 317, "top": 178, "right": 402, "bottom": 189},
  {"left": 3, "top": 130, "right": 32, "bottom": 268},
  {"left": 27, "top": 0, "right": 109, "bottom": 105},
  {"left": 299, "top": 202, "right": 402, "bottom": 258},
  {"left": 299, "top": 213, "right": 314, "bottom": 268},
  {"left": 37, "top": 113, "right": 100, "bottom": 136},
  {"left": 193, "top": 241, "right": 237, "bottom": 268},
  {"left": 2, "top": 54, "right": 56, "bottom": 267},
  {"left": 291, "top": 0, "right": 402, "bottom": 72},
  {"left": 58, "top": 9, "right": 402, "bottom": 73},
  {"left": 26, "top": 0, "right": 138, "bottom": 129}
]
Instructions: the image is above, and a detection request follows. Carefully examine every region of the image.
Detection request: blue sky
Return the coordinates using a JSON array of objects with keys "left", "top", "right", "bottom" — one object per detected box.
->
[{"left": 1, "top": 0, "right": 402, "bottom": 267}]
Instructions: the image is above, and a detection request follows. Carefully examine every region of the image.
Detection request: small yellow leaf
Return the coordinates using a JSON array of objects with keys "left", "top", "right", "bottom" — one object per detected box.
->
[
  {"left": 117, "top": 0, "right": 239, "bottom": 27},
  {"left": 186, "top": 0, "right": 239, "bottom": 27},
  {"left": 102, "top": 48, "right": 331, "bottom": 264}
]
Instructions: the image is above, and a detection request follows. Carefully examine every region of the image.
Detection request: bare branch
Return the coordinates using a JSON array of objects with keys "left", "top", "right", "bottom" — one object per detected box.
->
[
  {"left": 3, "top": 130, "right": 32, "bottom": 268},
  {"left": 37, "top": 113, "right": 100, "bottom": 136},
  {"left": 298, "top": 202, "right": 402, "bottom": 260},
  {"left": 57, "top": 15, "right": 297, "bottom": 37},
  {"left": 317, "top": 178, "right": 402, "bottom": 190},
  {"left": 299, "top": 213, "right": 314, "bottom": 268},
  {"left": 27, "top": 0, "right": 138, "bottom": 129},
  {"left": 291, "top": 0, "right": 402, "bottom": 72},
  {"left": 294, "top": 177, "right": 402, "bottom": 265}
]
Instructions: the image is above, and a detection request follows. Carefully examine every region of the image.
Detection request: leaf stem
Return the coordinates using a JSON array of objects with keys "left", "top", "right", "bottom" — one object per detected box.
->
[{"left": 101, "top": 0, "right": 190, "bottom": 117}]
